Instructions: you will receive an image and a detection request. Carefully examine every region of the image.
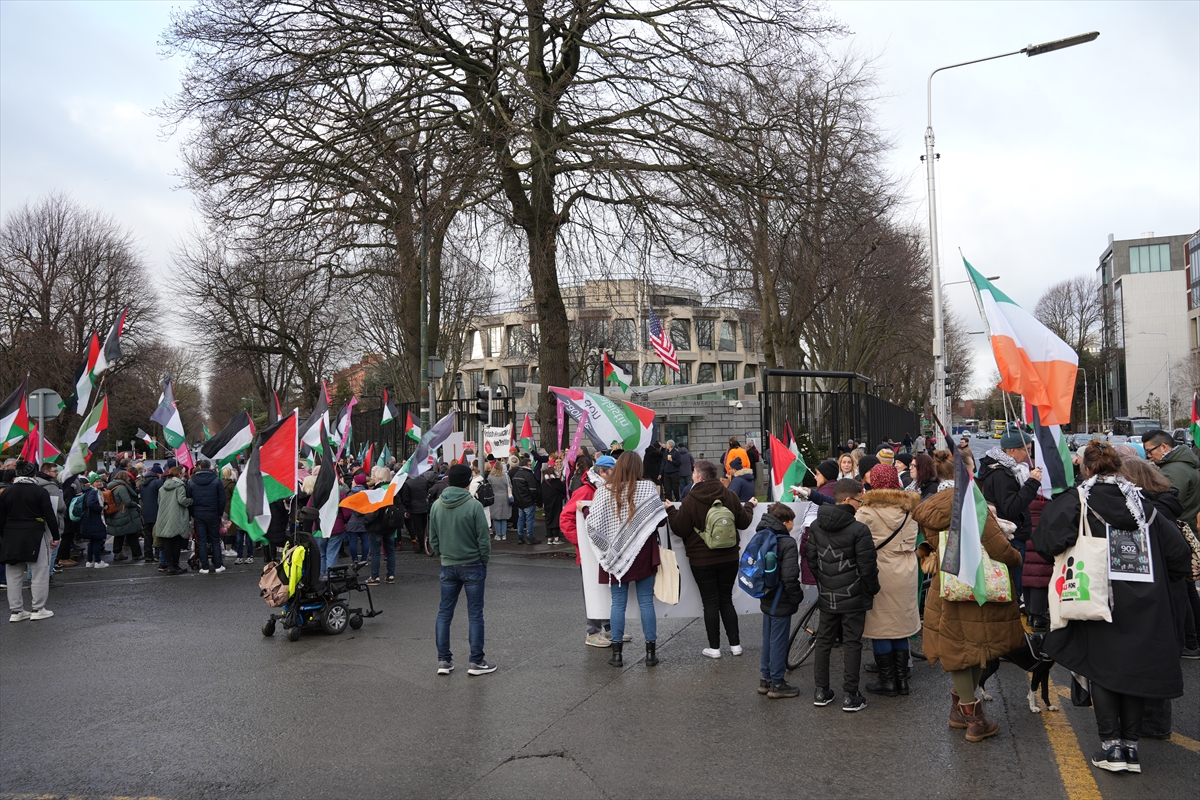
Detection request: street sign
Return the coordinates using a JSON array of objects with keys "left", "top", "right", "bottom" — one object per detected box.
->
[{"left": 28, "top": 388, "right": 63, "bottom": 420}]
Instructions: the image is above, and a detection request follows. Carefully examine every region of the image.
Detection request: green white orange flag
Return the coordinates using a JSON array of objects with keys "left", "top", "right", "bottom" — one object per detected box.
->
[
  {"left": 966, "top": 257, "right": 1078, "bottom": 425},
  {"left": 519, "top": 413, "right": 534, "bottom": 452},
  {"left": 0, "top": 375, "right": 30, "bottom": 448},
  {"left": 943, "top": 439, "right": 990, "bottom": 607},
  {"left": 549, "top": 387, "right": 655, "bottom": 454},
  {"left": 404, "top": 410, "right": 421, "bottom": 443},
  {"left": 769, "top": 433, "right": 807, "bottom": 501},
  {"left": 64, "top": 396, "right": 108, "bottom": 479},
  {"left": 603, "top": 352, "right": 631, "bottom": 393}
]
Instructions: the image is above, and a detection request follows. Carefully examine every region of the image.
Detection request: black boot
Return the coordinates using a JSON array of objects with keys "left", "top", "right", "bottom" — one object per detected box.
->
[
  {"left": 645, "top": 641, "right": 659, "bottom": 667},
  {"left": 894, "top": 650, "right": 910, "bottom": 695},
  {"left": 608, "top": 642, "right": 623, "bottom": 667},
  {"left": 865, "top": 652, "right": 897, "bottom": 697}
]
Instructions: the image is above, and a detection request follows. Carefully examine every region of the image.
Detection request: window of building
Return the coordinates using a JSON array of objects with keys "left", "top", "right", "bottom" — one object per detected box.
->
[
  {"left": 641, "top": 316, "right": 652, "bottom": 348},
  {"left": 670, "top": 319, "right": 691, "bottom": 350},
  {"left": 470, "top": 331, "right": 484, "bottom": 360},
  {"left": 696, "top": 319, "right": 714, "bottom": 349},
  {"left": 741, "top": 322, "right": 755, "bottom": 353},
  {"left": 612, "top": 318, "right": 636, "bottom": 350},
  {"left": 1128, "top": 243, "right": 1171, "bottom": 273},
  {"left": 662, "top": 422, "right": 690, "bottom": 449},
  {"left": 743, "top": 364, "right": 757, "bottom": 395},
  {"left": 486, "top": 369, "right": 500, "bottom": 387},
  {"left": 719, "top": 321, "right": 736, "bottom": 351},
  {"left": 676, "top": 361, "right": 692, "bottom": 384},
  {"left": 486, "top": 327, "right": 503, "bottom": 357},
  {"left": 697, "top": 363, "right": 716, "bottom": 384},
  {"left": 506, "top": 325, "right": 528, "bottom": 357},
  {"left": 642, "top": 363, "right": 664, "bottom": 385},
  {"left": 527, "top": 323, "right": 540, "bottom": 357},
  {"left": 720, "top": 362, "right": 737, "bottom": 382},
  {"left": 509, "top": 366, "right": 527, "bottom": 398}
]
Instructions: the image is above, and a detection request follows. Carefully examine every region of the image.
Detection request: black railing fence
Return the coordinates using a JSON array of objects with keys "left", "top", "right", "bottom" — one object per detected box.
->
[{"left": 349, "top": 396, "right": 519, "bottom": 465}]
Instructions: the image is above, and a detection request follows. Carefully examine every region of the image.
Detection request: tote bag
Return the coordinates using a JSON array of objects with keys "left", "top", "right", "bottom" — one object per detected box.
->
[
  {"left": 938, "top": 530, "right": 1013, "bottom": 603},
  {"left": 654, "top": 528, "right": 681, "bottom": 605},
  {"left": 1048, "top": 488, "right": 1111, "bottom": 630}
]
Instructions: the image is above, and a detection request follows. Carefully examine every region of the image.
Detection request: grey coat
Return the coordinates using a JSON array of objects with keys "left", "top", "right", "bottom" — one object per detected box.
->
[
  {"left": 487, "top": 473, "right": 512, "bottom": 521},
  {"left": 156, "top": 477, "right": 193, "bottom": 539}
]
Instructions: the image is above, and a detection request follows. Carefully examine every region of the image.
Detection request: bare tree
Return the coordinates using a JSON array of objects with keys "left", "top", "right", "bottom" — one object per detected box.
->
[{"left": 1034, "top": 275, "right": 1102, "bottom": 356}]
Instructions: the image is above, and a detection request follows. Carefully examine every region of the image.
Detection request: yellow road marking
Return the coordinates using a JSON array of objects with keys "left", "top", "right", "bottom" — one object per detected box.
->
[
  {"left": 1044, "top": 678, "right": 1103, "bottom": 800},
  {"left": 1169, "top": 732, "right": 1200, "bottom": 754}
]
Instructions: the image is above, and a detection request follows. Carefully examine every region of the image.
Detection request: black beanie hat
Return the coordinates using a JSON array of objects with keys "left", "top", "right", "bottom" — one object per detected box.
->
[
  {"left": 815, "top": 460, "right": 839, "bottom": 482},
  {"left": 448, "top": 463, "right": 472, "bottom": 488}
]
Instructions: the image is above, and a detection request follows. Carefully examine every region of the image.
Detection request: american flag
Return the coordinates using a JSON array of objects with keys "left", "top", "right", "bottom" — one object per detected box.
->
[{"left": 647, "top": 308, "right": 680, "bottom": 372}]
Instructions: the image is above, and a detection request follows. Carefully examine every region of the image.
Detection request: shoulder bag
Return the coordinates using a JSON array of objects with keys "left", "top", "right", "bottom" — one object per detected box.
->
[
  {"left": 654, "top": 526, "right": 681, "bottom": 605},
  {"left": 1048, "top": 488, "right": 1111, "bottom": 630}
]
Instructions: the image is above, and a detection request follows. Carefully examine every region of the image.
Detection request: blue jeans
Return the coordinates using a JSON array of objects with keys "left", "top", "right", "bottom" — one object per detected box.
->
[
  {"left": 236, "top": 531, "right": 256, "bottom": 558},
  {"left": 316, "top": 538, "right": 330, "bottom": 576},
  {"left": 872, "top": 638, "right": 910, "bottom": 655},
  {"left": 493, "top": 519, "right": 507, "bottom": 539},
  {"left": 761, "top": 612, "right": 792, "bottom": 684},
  {"left": 325, "top": 533, "right": 345, "bottom": 571},
  {"left": 349, "top": 531, "right": 369, "bottom": 561},
  {"left": 609, "top": 577, "right": 657, "bottom": 644},
  {"left": 370, "top": 532, "right": 396, "bottom": 578},
  {"left": 517, "top": 506, "right": 536, "bottom": 541},
  {"left": 436, "top": 561, "right": 487, "bottom": 664},
  {"left": 194, "top": 517, "right": 223, "bottom": 569}
]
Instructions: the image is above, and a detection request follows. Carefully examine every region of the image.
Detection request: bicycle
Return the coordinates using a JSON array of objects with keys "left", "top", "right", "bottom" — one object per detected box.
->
[{"left": 786, "top": 601, "right": 820, "bottom": 670}]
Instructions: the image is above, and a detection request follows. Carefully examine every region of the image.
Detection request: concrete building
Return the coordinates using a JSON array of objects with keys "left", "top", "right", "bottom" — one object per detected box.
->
[
  {"left": 1098, "top": 231, "right": 1192, "bottom": 424},
  {"left": 1187, "top": 232, "right": 1200, "bottom": 393},
  {"left": 457, "top": 279, "right": 765, "bottom": 419}
]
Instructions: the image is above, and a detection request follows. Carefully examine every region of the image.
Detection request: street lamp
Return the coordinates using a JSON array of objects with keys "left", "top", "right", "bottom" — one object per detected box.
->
[
  {"left": 924, "top": 31, "right": 1098, "bottom": 448},
  {"left": 1137, "top": 330, "right": 1172, "bottom": 426}
]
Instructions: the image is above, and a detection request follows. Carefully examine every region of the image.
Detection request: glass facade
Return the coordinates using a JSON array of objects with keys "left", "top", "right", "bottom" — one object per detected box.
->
[
  {"left": 670, "top": 319, "right": 691, "bottom": 350},
  {"left": 509, "top": 366, "right": 527, "bottom": 398},
  {"left": 612, "top": 318, "right": 636, "bottom": 350},
  {"left": 1128, "top": 243, "right": 1171, "bottom": 273},
  {"left": 719, "top": 321, "right": 736, "bottom": 351},
  {"left": 642, "top": 363, "right": 665, "bottom": 385},
  {"left": 676, "top": 361, "right": 692, "bottom": 384},
  {"left": 696, "top": 319, "right": 714, "bottom": 349},
  {"left": 697, "top": 363, "right": 715, "bottom": 384}
]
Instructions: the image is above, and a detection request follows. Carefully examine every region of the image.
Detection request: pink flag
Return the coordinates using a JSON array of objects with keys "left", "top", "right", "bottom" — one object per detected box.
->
[
  {"left": 556, "top": 399, "right": 565, "bottom": 451},
  {"left": 175, "top": 442, "right": 195, "bottom": 471},
  {"left": 562, "top": 418, "right": 587, "bottom": 489}
]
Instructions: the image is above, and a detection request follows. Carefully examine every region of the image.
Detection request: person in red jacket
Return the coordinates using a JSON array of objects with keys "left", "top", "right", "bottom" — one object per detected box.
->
[
  {"left": 1024, "top": 494, "right": 1054, "bottom": 632},
  {"left": 560, "top": 454, "right": 621, "bottom": 647}
]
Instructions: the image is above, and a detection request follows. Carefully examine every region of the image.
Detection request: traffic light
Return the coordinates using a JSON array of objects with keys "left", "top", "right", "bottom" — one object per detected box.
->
[{"left": 475, "top": 385, "right": 491, "bottom": 424}]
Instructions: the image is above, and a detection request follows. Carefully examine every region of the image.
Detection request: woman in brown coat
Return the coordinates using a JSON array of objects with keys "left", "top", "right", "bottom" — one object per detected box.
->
[
  {"left": 912, "top": 450, "right": 1024, "bottom": 743},
  {"left": 857, "top": 464, "right": 922, "bottom": 697}
]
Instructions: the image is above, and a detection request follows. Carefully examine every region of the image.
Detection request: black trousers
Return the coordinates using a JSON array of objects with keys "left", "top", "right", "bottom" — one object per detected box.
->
[
  {"left": 1091, "top": 682, "right": 1145, "bottom": 742},
  {"left": 162, "top": 537, "right": 184, "bottom": 569},
  {"left": 1184, "top": 579, "right": 1200, "bottom": 649},
  {"left": 407, "top": 513, "right": 429, "bottom": 551},
  {"left": 113, "top": 533, "right": 143, "bottom": 558},
  {"left": 691, "top": 561, "right": 740, "bottom": 648},
  {"left": 813, "top": 609, "right": 866, "bottom": 695},
  {"left": 662, "top": 474, "right": 682, "bottom": 501}
]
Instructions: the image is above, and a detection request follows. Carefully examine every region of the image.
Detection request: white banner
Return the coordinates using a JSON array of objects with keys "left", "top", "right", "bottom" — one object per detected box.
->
[
  {"left": 578, "top": 500, "right": 816, "bottom": 619},
  {"left": 483, "top": 425, "right": 511, "bottom": 455}
]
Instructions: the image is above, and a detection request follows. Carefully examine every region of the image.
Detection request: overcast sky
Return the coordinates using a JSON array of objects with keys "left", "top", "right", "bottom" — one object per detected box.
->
[{"left": 2, "top": 1, "right": 1197, "bottom": 393}]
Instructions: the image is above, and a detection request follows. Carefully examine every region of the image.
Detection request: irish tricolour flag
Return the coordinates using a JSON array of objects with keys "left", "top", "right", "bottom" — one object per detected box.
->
[
  {"left": 967, "top": 257, "right": 1077, "bottom": 425},
  {"left": 768, "top": 433, "right": 807, "bottom": 501},
  {"left": 943, "top": 442, "right": 990, "bottom": 607},
  {"left": 550, "top": 387, "right": 655, "bottom": 455}
]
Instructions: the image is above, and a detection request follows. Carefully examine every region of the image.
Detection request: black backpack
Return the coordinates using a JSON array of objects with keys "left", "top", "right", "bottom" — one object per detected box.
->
[{"left": 475, "top": 478, "right": 495, "bottom": 507}]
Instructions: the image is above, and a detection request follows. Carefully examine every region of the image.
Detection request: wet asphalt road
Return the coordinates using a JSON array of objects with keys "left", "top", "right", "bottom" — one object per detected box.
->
[{"left": 2, "top": 539, "right": 1198, "bottom": 799}]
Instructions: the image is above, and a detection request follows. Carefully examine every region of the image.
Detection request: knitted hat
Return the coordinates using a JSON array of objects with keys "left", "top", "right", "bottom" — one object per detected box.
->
[
  {"left": 1000, "top": 424, "right": 1033, "bottom": 449},
  {"left": 14, "top": 460, "right": 36, "bottom": 478},
  {"left": 895, "top": 453, "right": 913, "bottom": 467},
  {"left": 353, "top": 473, "right": 368, "bottom": 486},
  {"left": 875, "top": 449, "right": 895, "bottom": 466},
  {"left": 448, "top": 463, "right": 472, "bottom": 488},
  {"left": 149, "top": 464, "right": 164, "bottom": 475},
  {"left": 868, "top": 463, "right": 902, "bottom": 490},
  {"left": 815, "top": 460, "right": 839, "bottom": 482},
  {"left": 729, "top": 457, "right": 744, "bottom": 470}
]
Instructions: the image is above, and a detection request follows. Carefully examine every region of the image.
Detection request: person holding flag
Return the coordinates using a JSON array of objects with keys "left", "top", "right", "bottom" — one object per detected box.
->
[{"left": 911, "top": 448, "right": 1025, "bottom": 741}]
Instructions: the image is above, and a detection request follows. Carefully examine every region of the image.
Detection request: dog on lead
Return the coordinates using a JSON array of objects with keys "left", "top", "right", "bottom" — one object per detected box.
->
[{"left": 978, "top": 632, "right": 1058, "bottom": 713}]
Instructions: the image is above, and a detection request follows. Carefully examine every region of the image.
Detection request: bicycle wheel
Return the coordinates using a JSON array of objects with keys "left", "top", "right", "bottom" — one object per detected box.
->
[{"left": 786, "top": 603, "right": 820, "bottom": 670}]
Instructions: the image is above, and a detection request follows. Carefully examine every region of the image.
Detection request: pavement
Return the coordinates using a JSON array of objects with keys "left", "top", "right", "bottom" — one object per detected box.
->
[{"left": 2, "top": 534, "right": 1198, "bottom": 800}]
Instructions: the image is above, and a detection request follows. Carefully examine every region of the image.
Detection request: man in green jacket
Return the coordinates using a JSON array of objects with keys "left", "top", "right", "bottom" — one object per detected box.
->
[
  {"left": 429, "top": 464, "right": 495, "bottom": 677},
  {"left": 1144, "top": 429, "right": 1200, "bottom": 532}
]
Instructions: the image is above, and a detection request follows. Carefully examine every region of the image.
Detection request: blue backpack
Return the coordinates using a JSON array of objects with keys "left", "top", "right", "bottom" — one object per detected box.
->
[{"left": 737, "top": 527, "right": 781, "bottom": 599}]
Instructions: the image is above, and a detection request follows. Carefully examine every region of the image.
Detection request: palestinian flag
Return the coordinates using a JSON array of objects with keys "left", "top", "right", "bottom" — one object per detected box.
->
[
  {"left": 381, "top": 388, "right": 398, "bottom": 426},
  {"left": 135, "top": 429, "right": 159, "bottom": 450},
  {"left": 200, "top": 410, "right": 255, "bottom": 467},
  {"left": 769, "top": 433, "right": 807, "bottom": 501},
  {"left": 311, "top": 422, "right": 340, "bottom": 538},
  {"left": 64, "top": 396, "right": 108, "bottom": 478},
  {"left": 268, "top": 391, "right": 282, "bottom": 425},
  {"left": 202, "top": 423, "right": 212, "bottom": 441},
  {"left": 300, "top": 443, "right": 314, "bottom": 471},
  {"left": 943, "top": 440, "right": 990, "bottom": 607},
  {"left": 0, "top": 375, "right": 30, "bottom": 447},
  {"left": 66, "top": 333, "right": 101, "bottom": 414},
  {"left": 1191, "top": 392, "right": 1199, "bottom": 447},
  {"left": 362, "top": 443, "right": 375, "bottom": 471},
  {"left": 603, "top": 352, "right": 631, "bottom": 392},
  {"left": 519, "top": 413, "right": 534, "bottom": 452},
  {"left": 549, "top": 387, "right": 655, "bottom": 455},
  {"left": 782, "top": 421, "right": 800, "bottom": 458},
  {"left": 966, "top": 257, "right": 1078, "bottom": 425},
  {"left": 404, "top": 410, "right": 421, "bottom": 443},
  {"left": 333, "top": 397, "right": 357, "bottom": 459},
  {"left": 175, "top": 442, "right": 195, "bottom": 471},
  {"left": 150, "top": 378, "right": 185, "bottom": 448},
  {"left": 299, "top": 382, "right": 330, "bottom": 449},
  {"left": 20, "top": 422, "right": 62, "bottom": 463},
  {"left": 91, "top": 307, "right": 127, "bottom": 377},
  {"left": 377, "top": 444, "right": 391, "bottom": 467},
  {"left": 1028, "top": 405, "right": 1073, "bottom": 498},
  {"left": 232, "top": 411, "right": 298, "bottom": 543}
]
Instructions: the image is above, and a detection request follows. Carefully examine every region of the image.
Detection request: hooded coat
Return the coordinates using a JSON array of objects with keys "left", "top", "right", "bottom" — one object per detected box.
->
[
  {"left": 977, "top": 454, "right": 1040, "bottom": 541},
  {"left": 1156, "top": 445, "right": 1200, "bottom": 531},
  {"left": 105, "top": 474, "right": 142, "bottom": 537},
  {"left": 804, "top": 502, "right": 879, "bottom": 614},
  {"left": 138, "top": 473, "right": 163, "bottom": 523},
  {"left": 79, "top": 486, "right": 108, "bottom": 540},
  {"left": 664, "top": 478, "right": 754, "bottom": 567},
  {"left": 757, "top": 513, "right": 804, "bottom": 617},
  {"left": 856, "top": 489, "right": 922, "bottom": 639},
  {"left": 727, "top": 468, "right": 756, "bottom": 503},
  {"left": 912, "top": 488, "right": 1026, "bottom": 671},
  {"left": 0, "top": 480, "right": 58, "bottom": 563},
  {"left": 188, "top": 469, "right": 226, "bottom": 520},
  {"left": 156, "top": 477, "right": 193, "bottom": 539},
  {"left": 1033, "top": 482, "right": 1190, "bottom": 698},
  {"left": 429, "top": 486, "right": 491, "bottom": 566}
]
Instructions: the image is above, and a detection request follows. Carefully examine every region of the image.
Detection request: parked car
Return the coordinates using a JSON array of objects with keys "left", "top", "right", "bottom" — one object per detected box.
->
[{"left": 1173, "top": 427, "right": 1194, "bottom": 446}]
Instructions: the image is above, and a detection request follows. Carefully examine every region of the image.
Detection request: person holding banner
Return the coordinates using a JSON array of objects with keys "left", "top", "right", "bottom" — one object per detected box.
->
[
  {"left": 590, "top": 452, "right": 667, "bottom": 668},
  {"left": 1033, "top": 441, "right": 1191, "bottom": 774}
]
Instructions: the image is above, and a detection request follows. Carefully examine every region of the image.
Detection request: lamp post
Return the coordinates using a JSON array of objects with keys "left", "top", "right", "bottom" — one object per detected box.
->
[
  {"left": 925, "top": 31, "right": 1098, "bottom": 448},
  {"left": 1137, "top": 331, "right": 1172, "bottom": 426}
]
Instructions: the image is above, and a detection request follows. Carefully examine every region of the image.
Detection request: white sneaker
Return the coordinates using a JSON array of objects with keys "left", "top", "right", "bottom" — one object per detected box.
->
[
  {"left": 30, "top": 608, "right": 54, "bottom": 620},
  {"left": 9, "top": 610, "right": 31, "bottom": 622},
  {"left": 224, "top": 549, "right": 238, "bottom": 557},
  {"left": 84, "top": 561, "right": 94, "bottom": 568},
  {"left": 730, "top": 645, "right": 744, "bottom": 656},
  {"left": 215, "top": 566, "right": 226, "bottom": 574},
  {"left": 199, "top": 568, "right": 210, "bottom": 575},
  {"left": 702, "top": 647, "right": 722, "bottom": 659},
  {"left": 92, "top": 561, "right": 110, "bottom": 569},
  {"left": 235, "top": 558, "right": 243, "bottom": 565},
  {"left": 245, "top": 557, "right": 254, "bottom": 564}
]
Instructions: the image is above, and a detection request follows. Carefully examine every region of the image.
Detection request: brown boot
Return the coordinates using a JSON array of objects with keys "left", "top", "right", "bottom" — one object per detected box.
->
[
  {"left": 949, "top": 690, "right": 968, "bottom": 729},
  {"left": 961, "top": 699, "right": 1000, "bottom": 742}
]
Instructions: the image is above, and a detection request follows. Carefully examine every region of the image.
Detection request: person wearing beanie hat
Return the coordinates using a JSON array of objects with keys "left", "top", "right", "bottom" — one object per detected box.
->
[
  {"left": 2, "top": 461, "right": 61, "bottom": 621},
  {"left": 430, "top": 455, "right": 495, "bottom": 676},
  {"left": 894, "top": 453, "right": 913, "bottom": 488},
  {"left": 353, "top": 473, "right": 368, "bottom": 486},
  {"left": 875, "top": 449, "right": 895, "bottom": 467},
  {"left": 814, "top": 460, "right": 840, "bottom": 499},
  {"left": 856, "top": 462, "right": 920, "bottom": 697},
  {"left": 978, "top": 423, "right": 1043, "bottom": 624}
]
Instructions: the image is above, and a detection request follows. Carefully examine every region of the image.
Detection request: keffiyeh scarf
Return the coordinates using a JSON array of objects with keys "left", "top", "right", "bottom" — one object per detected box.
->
[
  {"left": 588, "top": 480, "right": 666, "bottom": 581},
  {"left": 984, "top": 447, "right": 1030, "bottom": 484},
  {"left": 1077, "top": 474, "right": 1147, "bottom": 530}
]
